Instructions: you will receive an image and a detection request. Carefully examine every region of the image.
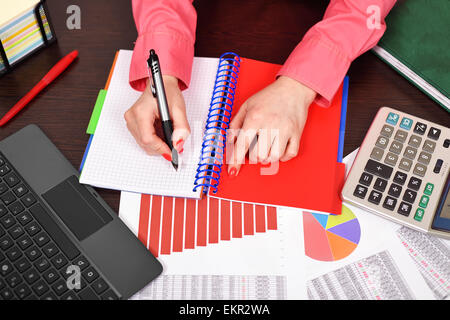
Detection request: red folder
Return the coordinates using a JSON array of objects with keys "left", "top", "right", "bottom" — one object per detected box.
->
[{"left": 213, "top": 58, "right": 346, "bottom": 215}]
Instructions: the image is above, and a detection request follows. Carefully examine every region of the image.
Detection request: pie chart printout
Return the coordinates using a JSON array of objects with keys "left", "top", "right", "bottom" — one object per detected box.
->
[{"left": 303, "top": 205, "right": 361, "bottom": 261}]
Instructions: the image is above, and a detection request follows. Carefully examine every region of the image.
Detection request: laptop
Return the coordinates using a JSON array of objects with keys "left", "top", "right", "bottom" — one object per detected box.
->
[{"left": 0, "top": 125, "right": 162, "bottom": 300}]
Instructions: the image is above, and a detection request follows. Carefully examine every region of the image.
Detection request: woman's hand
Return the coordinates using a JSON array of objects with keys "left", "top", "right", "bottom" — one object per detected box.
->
[
  {"left": 227, "top": 76, "right": 317, "bottom": 176},
  {"left": 124, "top": 75, "right": 190, "bottom": 161}
]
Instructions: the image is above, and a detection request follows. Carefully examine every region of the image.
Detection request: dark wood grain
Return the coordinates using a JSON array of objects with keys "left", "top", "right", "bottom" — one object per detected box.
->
[{"left": 0, "top": 0, "right": 448, "bottom": 213}]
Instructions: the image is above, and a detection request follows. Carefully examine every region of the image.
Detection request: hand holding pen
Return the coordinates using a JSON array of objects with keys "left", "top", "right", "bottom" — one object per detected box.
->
[{"left": 124, "top": 50, "right": 190, "bottom": 169}]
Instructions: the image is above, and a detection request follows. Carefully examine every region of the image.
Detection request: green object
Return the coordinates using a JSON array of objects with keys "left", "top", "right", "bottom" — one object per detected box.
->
[
  {"left": 87, "top": 90, "right": 107, "bottom": 135},
  {"left": 373, "top": 0, "right": 450, "bottom": 112},
  {"left": 414, "top": 208, "right": 425, "bottom": 222},
  {"left": 424, "top": 183, "right": 434, "bottom": 196},
  {"left": 419, "top": 195, "right": 429, "bottom": 208}
]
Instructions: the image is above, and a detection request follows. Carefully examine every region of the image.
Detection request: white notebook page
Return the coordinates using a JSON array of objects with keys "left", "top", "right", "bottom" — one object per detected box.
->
[{"left": 80, "top": 50, "right": 219, "bottom": 198}]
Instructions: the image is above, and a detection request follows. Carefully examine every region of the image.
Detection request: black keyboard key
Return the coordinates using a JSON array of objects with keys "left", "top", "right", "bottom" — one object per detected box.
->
[
  {"left": 25, "top": 294, "right": 38, "bottom": 300},
  {"left": 6, "top": 245, "right": 23, "bottom": 262},
  {"left": 408, "top": 177, "right": 422, "bottom": 191},
  {"left": 359, "top": 172, "right": 373, "bottom": 186},
  {"left": 0, "top": 235, "right": 14, "bottom": 250},
  {"left": 25, "top": 245, "right": 42, "bottom": 261},
  {"left": 393, "top": 171, "right": 407, "bottom": 185},
  {"left": 43, "top": 268, "right": 60, "bottom": 284},
  {"left": 41, "top": 291, "right": 58, "bottom": 300},
  {"left": 6, "top": 271, "right": 23, "bottom": 288},
  {"left": 4, "top": 172, "right": 20, "bottom": 187},
  {"left": 0, "top": 277, "right": 4, "bottom": 289},
  {"left": 35, "top": 257, "right": 51, "bottom": 272},
  {"left": 364, "top": 159, "right": 393, "bottom": 179},
  {"left": 0, "top": 287, "right": 14, "bottom": 300},
  {"left": 101, "top": 290, "right": 119, "bottom": 300},
  {"left": 403, "top": 189, "right": 417, "bottom": 204},
  {"left": 83, "top": 267, "right": 99, "bottom": 283},
  {"left": 388, "top": 183, "right": 402, "bottom": 198},
  {"left": 14, "top": 257, "right": 31, "bottom": 273},
  {"left": 398, "top": 202, "right": 412, "bottom": 216},
  {"left": 43, "top": 242, "right": 59, "bottom": 258},
  {"left": 383, "top": 196, "right": 397, "bottom": 211},
  {"left": 61, "top": 291, "right": 79, "bottom": 300},
  {"left": 23, "top": 268, "right": 39, "bottom": 285},
  {"left": 427, "top": 127, "right": 441, "bottom": 140},
  {"left": 34, "top": 231, "right": 50, "bottom": 247},
  {"left": 444, "top": 139, "right": 450, "bottom": 148},
  {"left": 413, "top": 122, "right": 427, "bottom": 135},
  {"left": 52, "top": 279, "right": 69, "bottom": 296},
  {"left": 51, "top": 253, "right": 69, "bottom": 270},
  {"left": 0, "top": 260, "right": 14, "bottom": 276},
  {"left": 17, "top": 234, "right": 33, "bottom": 250},
  {"left": 373, "top": 178, "right": 388, "bottom": 192},
  {"left": 0, "top": 227, "right": 4, "bottom": 238},
  {"left": 0, "top": 214, "right": 15, "bottom": 229},
  {"left": 78, "top": 286, "right": 99, "bottom": 300},
  {"left": 353, "top": 185, "right": 368, "bottom": 199},
  {"left": 17, "top": 212, "right": 32, "bottom": 226},
  {"left": 0, "top": 164, "right": 11, "bottom": 176},
  {"left": 0, "top": 251, "right": 4, "bottom": 262},
  {"left": 29, "top": 204, "right": 80, "bottom": 260},
  {"left": 8, "top": 201, "right": 24, "bottom": 215},
  {"left": 92, "top": 278, "right": 109, "bottom": 295},
  {"left": 0, "top": 183, "right": 8, "bottom": 195},
  {"left": 0, "top": 204, "right": 7, "bottom": 218},
  {"left": 13, "top": 184, "right": 28, "bottom": 197},
  {"left": 433, "top": 159, "right": 443, "bottom": 174},
  {"left": 21, "top": 193, "right": 36, "bottom": 208},
  {"left": 1, "top": 191, "right": 16, "bottom": 206},
  {"left": 8, "top": 224, "right": 24, "bottom": 239},
  {"left": 31, "top": 279, "right": 49, "bottom": 296},
  {"left": 73, "top": 255, "right": 90, "bottom": 271},
  {"left": 25, "top": 221, "right": 41, "bottom": 236},
  {"left": 15, "top": 283, "right": 32, "bottom": 299},
  {"left": 368, "top": 190, "right": 382, "bottom": 205}
]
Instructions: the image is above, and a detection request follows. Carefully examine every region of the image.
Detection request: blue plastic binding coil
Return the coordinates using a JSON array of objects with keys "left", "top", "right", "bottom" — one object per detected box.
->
[{"left": 193, "top": 52, "right": 241, "bottom": 194}]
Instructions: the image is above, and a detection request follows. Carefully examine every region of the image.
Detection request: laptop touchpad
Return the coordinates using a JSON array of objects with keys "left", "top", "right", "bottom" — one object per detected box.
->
[{"left": 43, "top": 176, "right": 113, "bottom": 241}]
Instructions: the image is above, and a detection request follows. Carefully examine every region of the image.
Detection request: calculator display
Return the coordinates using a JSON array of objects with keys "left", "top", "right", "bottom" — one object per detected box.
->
[{"left": 431, "top": 172, "right": 450, "bottom": 231}]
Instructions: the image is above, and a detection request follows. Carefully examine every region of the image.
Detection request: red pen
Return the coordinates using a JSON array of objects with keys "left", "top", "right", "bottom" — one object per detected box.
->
[{"left": 0, "top": 50, "right": 79, "bottom": 127}]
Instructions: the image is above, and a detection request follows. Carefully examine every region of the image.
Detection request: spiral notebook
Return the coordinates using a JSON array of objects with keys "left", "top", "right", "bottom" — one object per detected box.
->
[{"left": 80, "top": 50, "right": 346, "bottom": 214}]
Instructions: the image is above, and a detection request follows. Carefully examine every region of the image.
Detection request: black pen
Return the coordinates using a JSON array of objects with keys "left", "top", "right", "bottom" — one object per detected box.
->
[{"left": 147, "top": 49, "right": 179, "bottom": 171}]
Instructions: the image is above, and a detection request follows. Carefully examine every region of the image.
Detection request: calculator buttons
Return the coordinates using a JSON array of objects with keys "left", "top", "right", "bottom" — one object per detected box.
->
[
  {"left": 384, "top": 153, "right": 398, "bottom": 166},
  {"left": 359, "top": 172, "right": 373, "bottom": 186},
  {"left": 422, "top": 140, "right": 436, "bottom": 153},
  {"left": 403, "top": 146, "right": 417, "bottom": 160},
  {"left": 413, "top": 163, "right": 427, "bottom": 177},
  {"left": 417, "top": 151, "right": 431, "bottom": 165},
  {"left": 444, "top": 139, "right": 450, "bottom": 148},
  {"left": 433, "top": 159, "right": 443, "bottom": 174},
  {"left": 380, "top": 125, "right": 394, "bottom": 138},
  {"left": 413, "top": 122, "right": 427, "bottom": 135},
  {"left": 353, "top": 185, "right": 368, "bottom": 199},
  {"left": 398, "top": 158, "right": 412, "bottom": 172},
  {"left": 414, "top": 208, "right": 425, "bottom": 222},
  {"left": 400, "top": 117, "right": 413, "bottom": 130},
  {"left": 393, "top": 171, "right": 407, "bottom": 185},
  {"left": 419, "top": 195, "right": 429, "bottom": 208},
  {"left": 386, "top": 112, "right": 400, "bottom": 125},
  {"left": 383, "top": 196, "right": 397, "bottom": 211},
  {"left": 373, "top": 178, "right": 388, "bottom": 192},
  {"left": 368, "top": 190, "right": 382, "bottom": 205},
  {"left": 427, "top": 127, "right": 441, "bottom": 140},
  {"left": 375, "top": 136, "right": 389, "bottom": 149},
  {"left": 365, "top": 160, "right": 393, "bottom": 179},
  {"left": 424, "top": 183, "right": 434, "bottom": 195},
  {"left": 394, "top": 130, "right": 408, "bottom": 143},
  {"left": 402, "top": 189, "right": 417, "bottom": 204},
  {"left": 389, "top": 141, "right": 403, "bottom": 155},
  {"left": 370, "top": 147, "right": 384, "bottom": 161},
  {"left": 408, "top": 135, "right": 422, "bottom": 148},
  {"left": 408, "top": 177, "right": 422, "bottom": 191},
  {"left": 388, "top": 183, "right": 402, "bottom": 198},
  {"left": 397, "top": 202, "right": 412, "bottom": 216}
]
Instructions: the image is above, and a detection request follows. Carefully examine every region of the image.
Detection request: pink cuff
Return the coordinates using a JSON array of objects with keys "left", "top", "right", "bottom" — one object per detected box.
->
[
  {"left": 277, "top": 31, "right": 350, "bottom": 107},
  {"left": 129, "top": 31, "right": 194, "bottom": 91}
]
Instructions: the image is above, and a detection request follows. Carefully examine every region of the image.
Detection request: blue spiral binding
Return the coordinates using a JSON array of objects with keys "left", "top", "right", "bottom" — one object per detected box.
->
[{"left": 193, "top": 52, "right": 241, "bottom": 195}]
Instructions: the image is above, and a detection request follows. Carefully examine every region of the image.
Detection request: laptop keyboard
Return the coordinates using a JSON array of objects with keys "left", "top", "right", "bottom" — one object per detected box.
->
[{"left": 0, "top": 153, "right": 118, "bottom": 300}]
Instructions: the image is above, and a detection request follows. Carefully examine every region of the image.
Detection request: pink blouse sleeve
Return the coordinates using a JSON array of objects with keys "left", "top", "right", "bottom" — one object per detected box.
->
[
  {"left": 129, "top": 0, "right": 197, "bottom": 91},
  {"left": 278, "top": 0, "right": 397, "bottom": 107}
]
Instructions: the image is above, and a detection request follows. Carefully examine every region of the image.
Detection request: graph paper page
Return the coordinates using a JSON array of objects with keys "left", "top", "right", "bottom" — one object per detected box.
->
[{"left": 80, "top": 50, "right": 219, "bottom": 198}]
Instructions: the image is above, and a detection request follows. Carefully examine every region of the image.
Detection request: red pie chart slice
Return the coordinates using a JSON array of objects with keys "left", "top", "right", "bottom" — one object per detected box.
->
[{"left": 303, "top": 212, "right": 333, "bottom": 261}]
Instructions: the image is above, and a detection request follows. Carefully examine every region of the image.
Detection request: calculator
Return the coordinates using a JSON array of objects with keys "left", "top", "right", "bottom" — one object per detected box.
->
[{"left": 342, "top": 107, "right": 450, "bottom": 239}]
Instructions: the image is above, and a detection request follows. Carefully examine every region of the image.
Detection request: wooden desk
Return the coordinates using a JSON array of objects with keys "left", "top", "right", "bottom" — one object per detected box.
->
[{"left": 0, "top": 0, "right": 448, "bottom": 213}]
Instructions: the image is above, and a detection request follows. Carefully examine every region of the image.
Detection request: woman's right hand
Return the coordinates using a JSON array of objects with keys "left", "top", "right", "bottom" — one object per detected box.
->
[{"left": 124, "top": 75, "right": 191, "bottom": 162}]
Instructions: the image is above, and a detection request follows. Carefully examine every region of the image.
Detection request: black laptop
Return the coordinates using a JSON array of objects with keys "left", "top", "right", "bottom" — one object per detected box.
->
[{"left": 0, "top": 125, "right": 162, "bottom": 300}]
